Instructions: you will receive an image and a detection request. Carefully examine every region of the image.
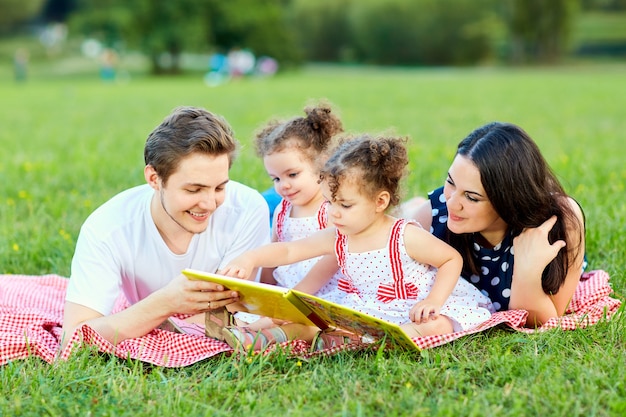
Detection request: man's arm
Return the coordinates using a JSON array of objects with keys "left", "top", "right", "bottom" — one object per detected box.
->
[
  {"left": 62, "top": 273, "right": 239, "bottom": 348},
  {"left": 61, "top": 300, "right": 167, "bottom": 349}
]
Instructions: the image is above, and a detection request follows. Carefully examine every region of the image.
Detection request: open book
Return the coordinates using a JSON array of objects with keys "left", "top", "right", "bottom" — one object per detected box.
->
[{"left": 183, "top": 268, "right": 420, "bottom": 351}]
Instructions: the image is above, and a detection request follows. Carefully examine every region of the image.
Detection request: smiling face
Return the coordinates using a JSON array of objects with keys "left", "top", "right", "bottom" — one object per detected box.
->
[
  {"left": 443, "top": 155, "right": 507, "bottom": 246},
  {"left": 263, "top": 148, "right": 323, "bottom": 212},
  {"left": 146, "top": 152, "right": 230, "bottom": 240}
]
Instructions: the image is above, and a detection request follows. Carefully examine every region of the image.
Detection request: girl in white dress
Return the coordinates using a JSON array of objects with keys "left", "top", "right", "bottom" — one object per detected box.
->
[
  {"left": 220, "top": 134, "right": 494, "bottom": 350},
  {"left": 205, "top": 102, "right": 346, "bottom": 341},
  {"left": 253, "top": 101, "right": 345, "bottom": 300}
]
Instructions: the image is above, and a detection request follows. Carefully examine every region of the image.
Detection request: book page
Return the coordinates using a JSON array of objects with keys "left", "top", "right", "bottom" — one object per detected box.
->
[{"left": 288, "top": 290, "right": 419, "bottom": 351}]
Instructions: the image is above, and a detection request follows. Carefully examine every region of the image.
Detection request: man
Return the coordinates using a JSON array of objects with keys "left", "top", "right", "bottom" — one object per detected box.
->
[{"left": 62, "top": 106, "right": 270, "bottom": 346}]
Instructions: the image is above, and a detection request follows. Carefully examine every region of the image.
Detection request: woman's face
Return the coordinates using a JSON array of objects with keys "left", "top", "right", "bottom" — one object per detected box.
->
[{"left": 443, "top": 155, "right": 507, "bottom": 246}]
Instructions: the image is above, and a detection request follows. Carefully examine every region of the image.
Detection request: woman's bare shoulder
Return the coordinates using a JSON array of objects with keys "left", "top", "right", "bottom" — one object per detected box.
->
[{"left": 399, "top": 196, "right": 432, "bottom": 229}]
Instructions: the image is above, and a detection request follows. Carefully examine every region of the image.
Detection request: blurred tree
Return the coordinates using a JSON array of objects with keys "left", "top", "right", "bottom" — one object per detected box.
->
[
  {"left": 69, "top": 0, "right": 300, "bottom": 74},
  {"left": 581, "top": 0, "right": 626, "bottom": 10},
  {"left": 349, "top": 0, "right": 497, "bottom": 65},
  {"left": 290, "top": 0, "right": 498, "bottom": 66},
  {"left": 128, "top": 0, "right": 212, "bottom": 74},
  {"left": 505, "top": 0, "right": 580, "bottom": 63},
  {"left": 206, "top": 0, "right": 302, "bottom": 67},
  {"left": 42, "top": 0, "right": 76, "bottom": 22},
  {"left": 70, "top": 0, "right": 211, "bottom": 74},
  {"left": 290, "top": 0, "right": 354, "bottom": 62},
  {"left": 0, "top": 0, "right": 47, "bottom": 32}
]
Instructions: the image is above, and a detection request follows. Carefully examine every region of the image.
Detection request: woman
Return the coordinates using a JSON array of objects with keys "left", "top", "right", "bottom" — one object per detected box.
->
[{"left": 404, "top": 122, "right": 586, "bottom": 327}]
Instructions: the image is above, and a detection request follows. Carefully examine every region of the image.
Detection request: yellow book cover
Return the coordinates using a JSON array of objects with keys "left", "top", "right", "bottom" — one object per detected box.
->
[{"left": 183, "top": 269, "right": 419, "bottom": 351}]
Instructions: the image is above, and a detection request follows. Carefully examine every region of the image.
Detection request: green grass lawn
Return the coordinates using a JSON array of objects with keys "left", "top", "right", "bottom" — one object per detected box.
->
[{"left": 1, "top": 63, "right": 625, "bottom": 416}]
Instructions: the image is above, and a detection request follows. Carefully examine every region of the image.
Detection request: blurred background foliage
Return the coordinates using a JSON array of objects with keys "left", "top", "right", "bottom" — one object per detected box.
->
[{"left": 1, "top": 0, "right": 626, "bottom": 76}]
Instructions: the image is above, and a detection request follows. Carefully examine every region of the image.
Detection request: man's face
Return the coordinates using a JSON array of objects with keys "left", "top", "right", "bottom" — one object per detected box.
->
[{"left": 149, "top": 153, "right": 230, "bottom": 236}]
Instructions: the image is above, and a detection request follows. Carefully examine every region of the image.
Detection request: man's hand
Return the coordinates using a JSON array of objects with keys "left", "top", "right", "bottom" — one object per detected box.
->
[{"left": 160, "top": 273, "right": 240, "bottom": 314}]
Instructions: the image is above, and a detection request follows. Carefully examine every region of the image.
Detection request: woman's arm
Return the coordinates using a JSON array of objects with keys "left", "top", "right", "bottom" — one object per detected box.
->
[
  {"left": 509, "top": 198, "right": 585, "bottom": 325},
  {"left": 403, "top": 197, "right": 432, "bottom": 230}
]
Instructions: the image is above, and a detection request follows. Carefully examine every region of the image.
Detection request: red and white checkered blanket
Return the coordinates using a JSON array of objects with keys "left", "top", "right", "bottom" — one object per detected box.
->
[{"left": 0, "top": 270, "right": 621, "bottom": 367}]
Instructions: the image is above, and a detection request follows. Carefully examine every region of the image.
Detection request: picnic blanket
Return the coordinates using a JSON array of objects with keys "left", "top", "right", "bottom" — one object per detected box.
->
[{"left": 0, "top": 270, "right": 622, "bottom": 367}]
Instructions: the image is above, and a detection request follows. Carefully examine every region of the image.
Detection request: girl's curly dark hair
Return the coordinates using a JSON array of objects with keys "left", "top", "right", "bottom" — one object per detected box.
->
[
  {"left": 320, "top": 134, "right": 409, "bottom": 208},
  {"left": 254, "top": 101, "right": 343, "bottom": 169}
]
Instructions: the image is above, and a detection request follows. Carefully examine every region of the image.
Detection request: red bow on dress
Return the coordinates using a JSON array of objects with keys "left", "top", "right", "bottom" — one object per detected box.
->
[
  {"left": 376, "top": 281, "right": 419, "bottom": 303},
  {"left": 338, "top": 278, "right": 360, "bottom": 295}
]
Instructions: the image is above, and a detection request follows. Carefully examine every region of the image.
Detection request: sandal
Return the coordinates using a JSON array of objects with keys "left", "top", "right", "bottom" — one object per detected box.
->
[
  {"left": 221, "top": 326, "right": 288, "bottom": 351},
  {"left": 160, "top": 317, "right": 206, "bottom": 337},
  {"left": 158, "top": 318, "right": 179, "bottom": 333},
  {"left": 205, "top": 307, "right": 234, "bottom": 341},
  {"left": 311, "top": 329, "right": 364, "bottom": 352}
]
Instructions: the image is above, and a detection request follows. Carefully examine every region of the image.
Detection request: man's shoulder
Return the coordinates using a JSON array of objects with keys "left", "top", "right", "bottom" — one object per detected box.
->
[
  {"left": 224, "top": 180, "right": 266, "bottom": 206},
  {"left": 212, "top": 180, "right": 269, "bottom": 226},
  {"left": 83, "top": 185, "right": 151, "bottom": 231}
]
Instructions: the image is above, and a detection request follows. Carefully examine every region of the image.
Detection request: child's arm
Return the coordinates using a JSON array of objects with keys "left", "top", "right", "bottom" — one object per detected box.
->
[
  {"left": 219, "top": 228, "right": 337, "bottom": 280},
  {"left": 259, "top": 216, "right": 281, "bottom": 284},
  {"left": 259, "top": 267, "right": 277, "bottom": 285},
  {"left": 403, "top": 223, "right": 463, "bottom": 323},
  {"left": 293, "top": 254, "right": 340, "bottom": 295}
]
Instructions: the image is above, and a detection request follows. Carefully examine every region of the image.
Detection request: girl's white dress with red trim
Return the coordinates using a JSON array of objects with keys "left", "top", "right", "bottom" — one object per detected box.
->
[
  {"left": 273, "top": 200, "right": 344, "bottom": 302},
  {"left": 335, "top": 219, "right": 495, "bottom": 332}
]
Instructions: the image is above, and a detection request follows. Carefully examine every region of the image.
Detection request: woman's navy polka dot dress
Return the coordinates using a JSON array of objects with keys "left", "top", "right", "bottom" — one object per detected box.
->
[{"left": 428, "top": 187, "right": 514, "bottom": 311}]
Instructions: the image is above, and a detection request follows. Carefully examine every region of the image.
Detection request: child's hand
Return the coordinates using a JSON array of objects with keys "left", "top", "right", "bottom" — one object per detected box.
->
[
  {"left": 219, "top": 257, "right": 255, "bottom": 280},
  {"left": 409, "top": 299, "right": 441, "bottom": 323}
]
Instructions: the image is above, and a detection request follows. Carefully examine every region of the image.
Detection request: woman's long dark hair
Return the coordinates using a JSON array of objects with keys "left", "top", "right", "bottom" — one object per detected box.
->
[{"left": 447, "top": 122, "right": 584, "bottom": 294}]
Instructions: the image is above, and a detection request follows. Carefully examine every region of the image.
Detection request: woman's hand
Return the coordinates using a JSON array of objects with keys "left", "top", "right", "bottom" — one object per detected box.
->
[
  {"left": 513, "top": 215, "right": 566, "bottom": 277},
  {"left": 510, "top": 199, "right": 585, "bottom": 324}
]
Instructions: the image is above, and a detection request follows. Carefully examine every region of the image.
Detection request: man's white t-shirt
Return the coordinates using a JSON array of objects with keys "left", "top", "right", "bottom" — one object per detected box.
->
[{"left": 66, "top": 181, "right": 270, "bottom": 315}]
